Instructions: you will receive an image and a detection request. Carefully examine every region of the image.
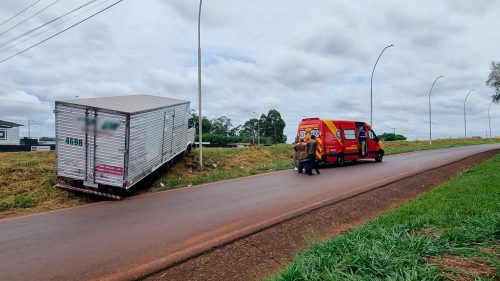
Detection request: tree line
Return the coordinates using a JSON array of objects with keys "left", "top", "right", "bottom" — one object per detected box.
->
[{"left": 189, "top": 109, "right": 287, "bottom": 145}]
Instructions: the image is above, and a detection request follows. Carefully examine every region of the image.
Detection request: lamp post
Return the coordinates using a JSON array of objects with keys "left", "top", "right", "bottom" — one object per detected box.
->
[
  {"left": 463, "top": 89, "right": 476, "bottom": 142},
  {"left": 253, "top": 111, "right": 260, "bottom": 145},
  {"left": 252, "top": 111, "right": 257, "bottom": 145},
  {"left": 428, "top": 75, "right": 443, "bottom": 144},
  {"left": 488, "top": 101, "right": 494, "bottom": 140},
  {"left": 370, "top": 44, "right": 394, "bottom": 128},
  {"left": 197, "top": 0, "right": 203, "bottom": 169}
]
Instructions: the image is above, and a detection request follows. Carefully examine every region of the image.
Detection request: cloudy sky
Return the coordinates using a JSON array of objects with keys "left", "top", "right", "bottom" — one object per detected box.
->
[{"left": 0, "top": 0, "right": 499, "bottom": 141}]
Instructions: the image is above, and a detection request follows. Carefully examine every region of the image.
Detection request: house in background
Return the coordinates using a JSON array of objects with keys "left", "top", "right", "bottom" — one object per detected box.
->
[{"left": 0, "top": 120, "right": 23, "bottom": 145}]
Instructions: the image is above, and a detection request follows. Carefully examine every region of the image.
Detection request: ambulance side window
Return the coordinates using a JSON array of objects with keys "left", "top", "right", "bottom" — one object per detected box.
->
[
  {"left": 344, "top": 129, "right": 356, "bottom": 140},
  {"left": 369, "top": 130, "right": 375, "bottom": 139},
  {"left": 310, "top": 129, "right": 320, "bottom": 138}
]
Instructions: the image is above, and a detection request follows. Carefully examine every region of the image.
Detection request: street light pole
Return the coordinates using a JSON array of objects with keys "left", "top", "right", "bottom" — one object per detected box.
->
[
  {"left": 197, "top": 0, "right": 203, "bottom": 169},
  {"left": 463, "top": 89, "right": 476, "bottom": 142},
  {"left": 428, "top": 75, "right": 443, "bottom": 145},
  {"left": 252, "top": 111, "right": 258, "bottom": 145},
  {"left": 370, "top": 44, "right": 394, "bottom": 128},
  {"left": 488, "top": 101, "right": 493, "bottom": 141},
  {"left": 258, "top": 120, "right": 260, "bottom": 145}
]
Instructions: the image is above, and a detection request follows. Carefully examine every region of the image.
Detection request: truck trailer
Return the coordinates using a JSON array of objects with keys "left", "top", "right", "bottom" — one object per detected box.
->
[
  {"left": 54, "top": 94, "right": 195, "bottom": 199},
  {"left": 297, "top": 118, "right": 384, "bottom": 166}
]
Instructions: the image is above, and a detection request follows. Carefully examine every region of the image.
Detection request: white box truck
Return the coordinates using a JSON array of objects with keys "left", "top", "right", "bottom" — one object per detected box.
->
[{"left": 54, "top": 94, "right": 195, "bottom": 199}]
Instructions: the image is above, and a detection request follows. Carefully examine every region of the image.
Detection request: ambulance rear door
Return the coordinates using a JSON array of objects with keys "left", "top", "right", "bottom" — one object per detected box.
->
[{"left": 340, "top": 122, "right": 359, "bottom": 161}]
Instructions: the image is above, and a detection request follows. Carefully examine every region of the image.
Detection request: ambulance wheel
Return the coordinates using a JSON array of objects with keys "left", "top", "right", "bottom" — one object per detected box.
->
[
  {"left": 375, "top": 151, "right": 383, "bottom": 162},
  {"left": 336, "top": 154, "right": 344, "bottom": 167}
]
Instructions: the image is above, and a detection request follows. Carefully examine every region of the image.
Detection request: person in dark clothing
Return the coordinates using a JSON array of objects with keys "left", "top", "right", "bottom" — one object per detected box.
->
[
  {"left": 359, "top": 127, "right": 367, "bottom": 156},
  {"left": 306, "top": 135, "right": 320, "bottom": 175}
]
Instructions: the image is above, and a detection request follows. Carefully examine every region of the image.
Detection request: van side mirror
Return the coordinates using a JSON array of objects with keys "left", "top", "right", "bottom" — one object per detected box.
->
[{"left": 373, "top": 136, "right": 379, "bottom": 141}]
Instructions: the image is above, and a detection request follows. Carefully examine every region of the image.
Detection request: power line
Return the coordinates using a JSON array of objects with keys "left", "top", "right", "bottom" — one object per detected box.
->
[
  {"left": 0, "top": 0, "right": 101, "bottom": 49},
  {"left": 0, "top": 0, "right": 61, "bottom": 38},
  {"left": 0, "top": 0, "right": 124, "bottom": 65},
  {"left": 0, "top": 0, "right": 114, "bottom": 54},
  {"left": 0, "top": 0, "right": 43, "bottom": 27}
]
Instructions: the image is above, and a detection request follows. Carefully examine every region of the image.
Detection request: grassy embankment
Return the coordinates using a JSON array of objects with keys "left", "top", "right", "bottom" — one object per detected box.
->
[
  {"left": 383, "top": 137, "right": 500, "bottom": 154},
  {"left": 0, "top": 138, "right": 499, "bottom": 218},
  {"left": 0, "top": 152, "right": 92, "bottom": 218},
  {"left": 269, "top": 153, "right": 500, "bottom": 281}
]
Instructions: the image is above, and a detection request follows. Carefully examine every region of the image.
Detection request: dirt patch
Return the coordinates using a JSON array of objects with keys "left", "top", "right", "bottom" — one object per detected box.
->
[
  {"left": 427, "top": 255, "right": 495, "bottom": 280},
  {"left": 480, "top": 246, "right": 498, "bottom": 255},
  {"left": 143, "top": 150, "right": 499, "bottom": 281}
]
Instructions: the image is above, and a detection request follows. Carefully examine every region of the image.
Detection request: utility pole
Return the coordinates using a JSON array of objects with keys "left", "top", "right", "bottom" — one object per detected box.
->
[
  {"left": 392, "top": 128, "right": 396, "bottom": 137},
  {"left": 258, "top": 120, "right": 260, "bottom": 145},
  {"left": 488, "top": 100, "right": 494, "bottom": 141},
  {"left": 197, "top": 0, "right": 203, "bottom": 169},
  {"left": 28, "top": 120, "right": 31, "bottom": 139},
  {"left": 253, "top": 111, "right": 260, "bottom": 145}
]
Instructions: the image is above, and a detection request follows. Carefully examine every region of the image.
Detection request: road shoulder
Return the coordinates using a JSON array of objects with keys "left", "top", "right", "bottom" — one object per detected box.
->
[{"left": 141, "top": 149, "right": 499, "bottom": 281}]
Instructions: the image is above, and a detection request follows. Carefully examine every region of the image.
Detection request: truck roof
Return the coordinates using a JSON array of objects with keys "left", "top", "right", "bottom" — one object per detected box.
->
[{"left": 56, "top": 94, "right": 189, "bottom": 115}]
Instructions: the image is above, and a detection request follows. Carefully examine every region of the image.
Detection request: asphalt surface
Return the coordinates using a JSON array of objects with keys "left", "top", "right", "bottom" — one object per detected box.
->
[{"left": 1, "top": 144, "right": 499, "bottom": 281}]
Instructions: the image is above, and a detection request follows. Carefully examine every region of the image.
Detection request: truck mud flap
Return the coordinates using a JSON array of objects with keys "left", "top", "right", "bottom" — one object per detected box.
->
[{"left": 55, "top": 184, "right": 122, "bottom": 200}]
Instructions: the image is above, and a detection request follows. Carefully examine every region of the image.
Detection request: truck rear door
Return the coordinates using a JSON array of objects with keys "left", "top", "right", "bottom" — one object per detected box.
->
[
  {"left": 91, "top": 111, "right": 126, "bottom": 187},
  {"left": 56, "top": 104, "right": 86, "bottom": 181}
]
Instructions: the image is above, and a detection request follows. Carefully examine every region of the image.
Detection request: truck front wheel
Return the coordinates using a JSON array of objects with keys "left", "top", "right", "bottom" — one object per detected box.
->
[
  {"left": 184, "top": 144, "right": 192, "bottom": 155},
  {"left": 375, "top": 150, "right": 384, "bottom": 162}
]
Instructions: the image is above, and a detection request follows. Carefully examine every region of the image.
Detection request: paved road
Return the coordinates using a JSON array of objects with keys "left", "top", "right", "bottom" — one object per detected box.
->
[{"left": 1, "top": 144, "right": 499, "bottom": 281}]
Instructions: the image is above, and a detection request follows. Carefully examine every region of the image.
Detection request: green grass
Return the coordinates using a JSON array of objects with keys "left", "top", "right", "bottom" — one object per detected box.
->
[
  {"left": 151, "top": 144, "right": 295, "bottom": 191},
  {"left": 0, "top": 152, "right": 94, "bottom": 218},
  {"left": 269, "top": 154, "right": 500, "bottom": 281}
]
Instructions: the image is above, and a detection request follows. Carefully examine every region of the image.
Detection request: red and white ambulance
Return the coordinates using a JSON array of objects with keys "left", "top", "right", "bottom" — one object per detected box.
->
[{"left": 297, "top": 118, "right": 384, "bottom": 166}]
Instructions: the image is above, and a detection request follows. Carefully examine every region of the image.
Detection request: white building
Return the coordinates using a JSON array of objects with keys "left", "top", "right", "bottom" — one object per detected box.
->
[{"left": 0, "top": 120, "right": 22, "bottom": 145}]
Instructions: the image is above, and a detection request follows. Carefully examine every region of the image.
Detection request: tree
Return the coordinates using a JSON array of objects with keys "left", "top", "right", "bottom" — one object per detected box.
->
[
  {"left": 240, "top": 118, "right": 258, "bottom": 137},
  {"left": 210, "top": 116, "right": 233, "bottom": 136},
  {"left": 379, "top": 133, "right": 407, "bottom": 141},
  {"left": 486, "top": 61, "right": 500, "bottom": 104},
  {"left": 189, "top": 112, "right": 212, "bottom": 134},
  {"left": 229, "top": 125, "right": 242, "bottom": 137},
  {"left": 262, "top": 109, "right": 287, "bottom": 143}
]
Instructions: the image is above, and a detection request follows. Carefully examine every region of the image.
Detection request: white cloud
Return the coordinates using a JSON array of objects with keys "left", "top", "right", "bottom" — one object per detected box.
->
[
  {"left": 0, "top": 0, "right": 499, "bottom": 141},
  {"left": 0, "top": 89, "right": 52, "bottom": 121}
]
